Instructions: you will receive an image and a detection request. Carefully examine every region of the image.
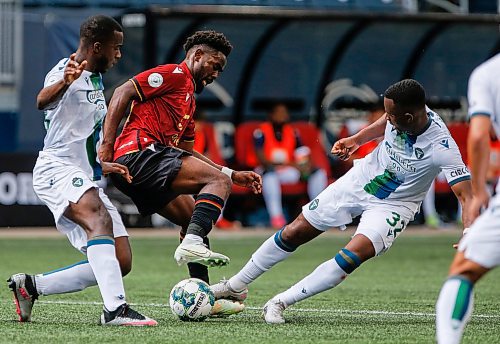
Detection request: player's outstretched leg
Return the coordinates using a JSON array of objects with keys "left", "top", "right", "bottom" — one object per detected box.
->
[
  {"left": 211, "top": 214, "right": 321, "bottom": 300},
  {"left": 262, "top": 247, "right": 361, "bottom": 324},
  {"left": 174, "top": 193, "right": 230, "bottom": 267}
]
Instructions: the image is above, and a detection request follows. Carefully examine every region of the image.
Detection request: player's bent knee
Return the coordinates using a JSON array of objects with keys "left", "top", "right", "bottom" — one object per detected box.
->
[{"left": 334, "top": 248, "right": 361, "bottom": 274}]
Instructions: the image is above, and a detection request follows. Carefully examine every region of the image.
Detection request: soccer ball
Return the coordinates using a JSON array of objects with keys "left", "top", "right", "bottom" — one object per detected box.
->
[{"left": 169, "top": 278, "right": 215, "bottom": 321}]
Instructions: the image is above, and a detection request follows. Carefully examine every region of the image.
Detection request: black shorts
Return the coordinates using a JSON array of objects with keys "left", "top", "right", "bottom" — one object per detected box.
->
[{"left": 111, "top": 144, "right": 191, "bottom": 216}]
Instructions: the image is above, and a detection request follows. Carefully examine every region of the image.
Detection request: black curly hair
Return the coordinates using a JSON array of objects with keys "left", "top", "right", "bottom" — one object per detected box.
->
[
  {"left": 384, "top": 79, "right": 426, "bottom": 114},
  {"left": 80, "top": 15, "right": 122, "bottom": 47},
  {"left": 183, "top": 30, "right": 232, "bottom": 57}
]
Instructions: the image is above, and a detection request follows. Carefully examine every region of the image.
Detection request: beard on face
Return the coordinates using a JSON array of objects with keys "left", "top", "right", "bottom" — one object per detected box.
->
[
  {"left": 194, "top": 79, "right": 205, "bottom": 94},
  {"left": 94, "top": 55, "right": 111, "bottom": 73}
]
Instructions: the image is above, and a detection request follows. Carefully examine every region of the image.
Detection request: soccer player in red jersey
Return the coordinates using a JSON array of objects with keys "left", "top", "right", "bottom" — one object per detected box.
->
[{"left": 98, "top": 31, "right": 261, "bottom": 298}]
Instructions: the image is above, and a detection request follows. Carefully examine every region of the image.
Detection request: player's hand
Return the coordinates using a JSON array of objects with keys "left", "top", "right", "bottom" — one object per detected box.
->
[
  {"left": 64, "top": 53, "right": 87, "bottom": 86},
  {"left": 331, "top": 136, "right": 360, "bottom": 161},
  {"left": 98, "top": 142, "right": 115, "bottom": 163},
  {"left": 102, "top": 161, "right": 132, "bottom": 183},
  {"left": 453, "top": 227, "right": 470, "bottom": 249},
  {"left": 232, "top": 171, "right": 262, "bottom": 194}
]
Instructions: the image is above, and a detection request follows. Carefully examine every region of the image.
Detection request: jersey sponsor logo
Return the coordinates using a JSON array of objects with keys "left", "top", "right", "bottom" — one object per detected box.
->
[
  {"left": 450, "top": 167, "right": 469, "bottom": 178},
  {"left": 148, "top": 73, "right": 163, "bottom": 88},
  {"left": 385, "top": 142, "right": 416, "bottom": 173},
  {"left": 72, "top": 177, "right": 84, "bottom": 187},
  {"left": 173, "top": 66, "right": 183, "bottom": 74},
  {"left": 309, "top": 198, "right": 319, "bottom": 210},
  {"left": 440, "top": 139, "right": 449, "bottom": 149},
  {"left": 86, "top": 90, "right": 105, "bottom": 104},
  {"left": 414, "top": 147, "right": 424, "bottom": 159}
]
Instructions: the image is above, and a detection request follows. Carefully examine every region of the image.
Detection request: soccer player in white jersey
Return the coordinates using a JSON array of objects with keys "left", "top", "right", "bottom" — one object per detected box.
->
[
  {"left": 6, "top": 15, "right": 156, "bottom": 326},
  {"left": 211, "top": 79, "right": 473, "bottom": 324},
  {"left": 435, "top": 53, "right": 500, "bottom": 343}
]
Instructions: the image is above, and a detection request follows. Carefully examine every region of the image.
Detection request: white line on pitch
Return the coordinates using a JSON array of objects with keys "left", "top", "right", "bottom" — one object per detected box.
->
[{"left": 29, "top": 300, "right": 500, "bottom": 319}]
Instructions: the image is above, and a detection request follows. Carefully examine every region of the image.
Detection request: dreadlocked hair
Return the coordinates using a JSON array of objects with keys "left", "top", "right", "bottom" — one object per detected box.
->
[{"left": 183, "top": 30, "right": 233, "bottom": 57}]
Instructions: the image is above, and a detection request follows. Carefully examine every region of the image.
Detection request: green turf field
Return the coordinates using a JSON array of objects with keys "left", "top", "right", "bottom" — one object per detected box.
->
[{"left": 1, "top": 230, "right": 499, "bottom": 343}]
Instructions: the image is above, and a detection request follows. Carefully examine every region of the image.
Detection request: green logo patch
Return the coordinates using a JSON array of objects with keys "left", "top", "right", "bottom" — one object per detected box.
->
[
  {"left": 309, "top": 198, "right": 319, "bottom": 210},
  {"left": 72, "top": 177, "right": 84, "bottom": 187}
]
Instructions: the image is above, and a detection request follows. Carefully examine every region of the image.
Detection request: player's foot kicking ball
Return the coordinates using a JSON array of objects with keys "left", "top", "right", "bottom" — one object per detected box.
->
[{"left": 210, "top": 279, "right": 248, "bottom": 301}]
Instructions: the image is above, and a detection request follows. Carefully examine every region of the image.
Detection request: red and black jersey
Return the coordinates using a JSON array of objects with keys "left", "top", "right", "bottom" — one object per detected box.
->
[{"left": 114, "top": 61, "right": 196, "bottom": 159}]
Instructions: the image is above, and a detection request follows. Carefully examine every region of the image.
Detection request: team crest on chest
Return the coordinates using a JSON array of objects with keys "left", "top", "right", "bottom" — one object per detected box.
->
[{"left": 414, "top": 148, "right": 424, "bottom": 159}]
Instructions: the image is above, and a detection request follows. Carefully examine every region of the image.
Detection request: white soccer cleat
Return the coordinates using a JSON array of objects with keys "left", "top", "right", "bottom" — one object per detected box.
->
[
  {"left": 7, "top": 273, "right": 38, "bottom": 322},
  {"left": 210, "top": 279, "right": 248, "bottom": 301},
  {"left": 100, "top": 303, "right": 158, "bottom": 326},
  {"left": 174, "top": 242, "right": 230, "bottom": 267},
  {"left": 210, "top": 299, "right": 245, "bottom": 318},
  {"left": 262, "top": 298, "right": 286, "bottom": 324}
]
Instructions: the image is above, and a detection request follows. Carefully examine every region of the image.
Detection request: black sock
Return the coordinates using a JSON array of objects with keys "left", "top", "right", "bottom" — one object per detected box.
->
[{"left": 186, "top": 193, "right": 224, "bottom": 237}]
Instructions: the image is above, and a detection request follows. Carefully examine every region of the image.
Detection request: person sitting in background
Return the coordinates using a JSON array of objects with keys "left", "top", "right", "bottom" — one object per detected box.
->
[{"left": 253, "top": 103, "right": 328, "bottom": 229}]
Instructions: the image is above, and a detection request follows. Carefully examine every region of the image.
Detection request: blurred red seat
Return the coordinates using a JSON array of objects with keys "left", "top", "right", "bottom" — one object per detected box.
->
[{"left": 232, "top": 121, "right": 332, "bottom": 195}]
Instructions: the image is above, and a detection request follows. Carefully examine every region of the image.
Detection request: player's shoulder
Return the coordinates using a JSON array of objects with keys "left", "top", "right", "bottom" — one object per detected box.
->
[
  {"left": 470, "top": 54, "right": 500, "bottom": 80},
  {"left": 44, "top": 58, "right": 70, "bottom": 86},
  {"left": 423, "top": 108, "right": 452, "bottom": 142}
]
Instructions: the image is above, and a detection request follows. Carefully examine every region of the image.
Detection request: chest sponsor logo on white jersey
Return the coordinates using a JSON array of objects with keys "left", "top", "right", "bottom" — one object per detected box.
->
[
  {"left": 86, "top": 90, "right": 105, "bottom": 104},
  {"left": 385, "top": 142, "right": 416, "bottom": 173}
]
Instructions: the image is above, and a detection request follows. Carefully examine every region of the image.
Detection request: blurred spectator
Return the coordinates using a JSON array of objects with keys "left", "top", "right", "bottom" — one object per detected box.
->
[{"left": 252, "top": 103, "right": 328, "bottom": 229}]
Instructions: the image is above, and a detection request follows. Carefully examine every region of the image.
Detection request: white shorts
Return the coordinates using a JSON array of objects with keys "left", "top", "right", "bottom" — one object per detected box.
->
[
  {"left": 33, "top": 154, "right": 128, "bottom": 253},
  {"left": 458, "top": 195, "right": 500, "bottom": 269},
  {"left": 302, "top": 171, "right": 415, "bottom": 255}
]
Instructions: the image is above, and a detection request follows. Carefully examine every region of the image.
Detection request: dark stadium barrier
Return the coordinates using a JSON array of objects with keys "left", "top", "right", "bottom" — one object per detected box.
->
[{"left": 0, "top": 153, "right": 53, "bottom": 226}]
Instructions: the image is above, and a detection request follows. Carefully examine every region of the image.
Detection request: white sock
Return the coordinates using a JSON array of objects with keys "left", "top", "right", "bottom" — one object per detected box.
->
[
  {"left": 183, "top": 233, "right": 203, "bottom": 245},
  {"left": 262, "top": 172, "right": 284, "bottom": 218},
  {"left": 35, "top": 260, "right": 96, "bottom": 295},
  {"left": 86, "top": 236, "right": 126, "bottom": 312},
  {"left": 229, "top": 234, "right": 294, "bottom": 291},
  {"left": 275, "top": 259, "right": 347, "bottom": 307},
  {"left": 436, "top": 276, "right": 474, "bottom": 344}
]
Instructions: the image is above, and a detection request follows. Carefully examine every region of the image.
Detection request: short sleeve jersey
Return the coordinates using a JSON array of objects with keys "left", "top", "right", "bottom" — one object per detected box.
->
[
  {"left": 41, "top": 58, "right": 106, "bottom": 180},
  {"left": 351, "top": 107, "right": 470, "bottom": 211},
  {"left": 114, "top": 62, "right": 196, "bottom": 159},
  {"left": 467, "top": 53, "right": 500, "bottom": 139}
]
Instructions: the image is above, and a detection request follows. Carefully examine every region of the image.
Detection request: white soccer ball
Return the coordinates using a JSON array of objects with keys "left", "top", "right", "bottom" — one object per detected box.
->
[{"left": 169, "top": 278, "right": 215, "bottom": 321}]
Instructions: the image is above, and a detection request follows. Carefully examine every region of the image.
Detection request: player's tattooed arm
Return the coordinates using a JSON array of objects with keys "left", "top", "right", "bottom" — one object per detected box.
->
[
  {"left": 99, "top": 80, "right": 139, "bottom": 162},
  {"left": 37, "top": 53, "right": 87, "bottom": 110}
]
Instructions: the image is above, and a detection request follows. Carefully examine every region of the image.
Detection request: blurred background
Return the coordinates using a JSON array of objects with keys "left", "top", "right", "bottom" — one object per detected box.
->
[{"left": 0, "top": 0, "right": 499, "bottom": 228}]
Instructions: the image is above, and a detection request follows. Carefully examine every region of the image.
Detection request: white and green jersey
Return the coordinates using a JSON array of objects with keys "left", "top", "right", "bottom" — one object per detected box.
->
[
  {"left": 468, "top": 53, "right": 500, "bottom": 139},
  {"left": 468, "top": 53, "right": 500, "bottom": 194},
  {"left": 352, "top": 107, "right": 470, "bottom": 207},
  {"left": 41, "top": 58, "right": 106, "bottom": 180}
]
